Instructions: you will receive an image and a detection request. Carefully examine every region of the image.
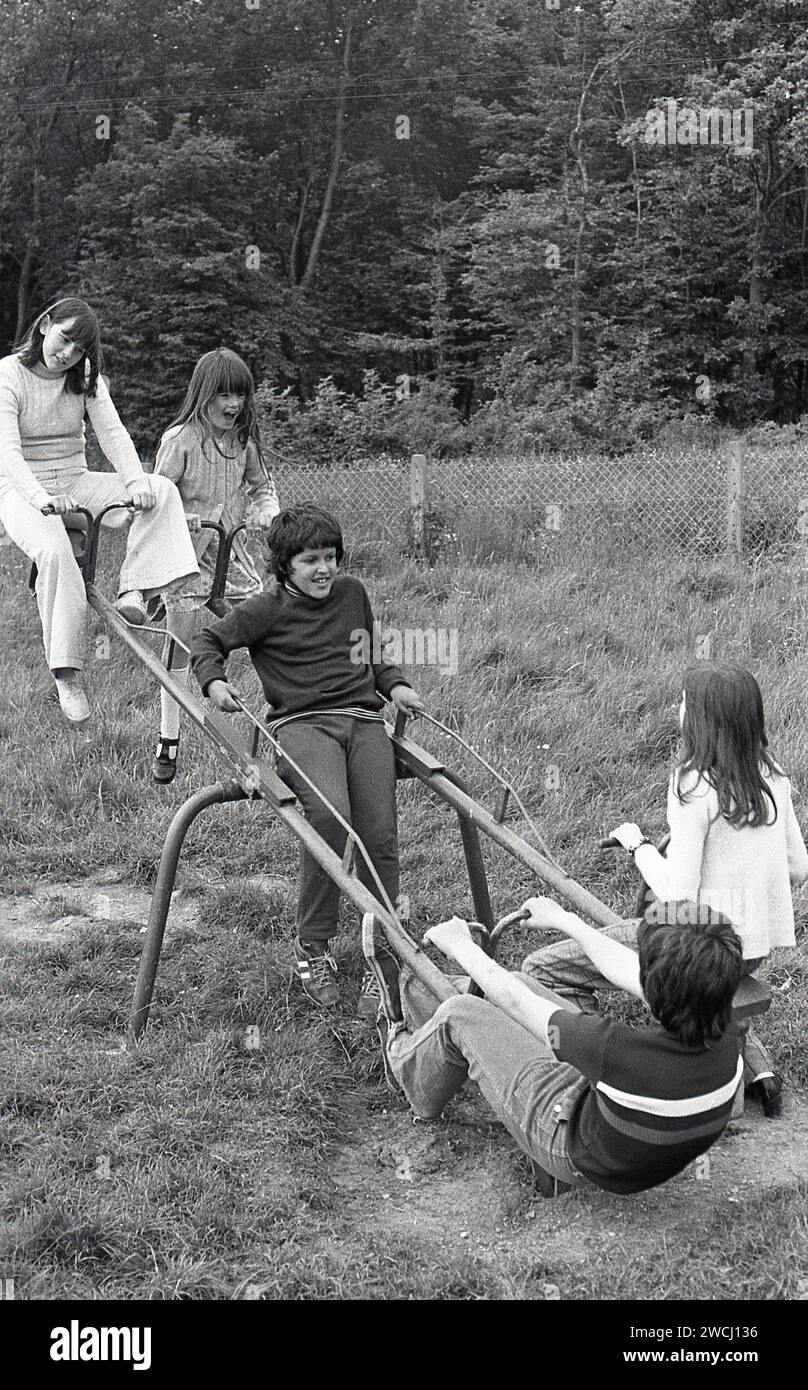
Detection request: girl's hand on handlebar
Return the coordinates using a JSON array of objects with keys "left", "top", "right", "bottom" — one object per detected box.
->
[
  {"left": 246, "top": 506, "right": 277, "bottom": 531},
  {"left": 607, "top": 821, "right": 643, "bottom": 850},
  {"left": 41, "top": 494, "right": 78, "bottom": 515},
  {"left": 207, "top": 679, "right": 242, "bottom": 712},
  {"left": 126, "top": 479, "right": 156, "bottom": 510},
  {"left": 185, "top": 512, "right": 203, "bottom": 532}
]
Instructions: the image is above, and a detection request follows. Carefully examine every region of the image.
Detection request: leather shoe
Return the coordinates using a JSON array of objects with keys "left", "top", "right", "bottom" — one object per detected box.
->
[
  {"left": 53, "top": 671, "right": 91, "bottom": 723},
  {"left": 152, "top": 738, "right": 179, "bottom": 784}
]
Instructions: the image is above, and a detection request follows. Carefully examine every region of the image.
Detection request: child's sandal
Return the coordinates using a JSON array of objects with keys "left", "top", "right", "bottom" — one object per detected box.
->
[{"left": 152, "top": 738, "right": 180, "bottom": 785}]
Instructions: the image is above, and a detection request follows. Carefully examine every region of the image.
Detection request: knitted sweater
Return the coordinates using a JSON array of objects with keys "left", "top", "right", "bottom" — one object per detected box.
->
[
  {"left": 154, "top": 423, "right": 279, "bottom": 527},
  {"left": 637, "top": 768, "right": 808, "bottom": 958},
  {"left": 0, "top": 355, "right": 144, "bottom": 509},
  {"left": 191, "top": 574, "right": 409, "bottom": 722}
]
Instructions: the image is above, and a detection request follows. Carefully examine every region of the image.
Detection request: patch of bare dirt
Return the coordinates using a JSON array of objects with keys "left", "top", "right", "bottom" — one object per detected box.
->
[
  {"left": 0, "top": 874, "right": 199, "bottom": 946},
  {"left": 331, "top": 1085, "right": 808, "bottom": 1286}
]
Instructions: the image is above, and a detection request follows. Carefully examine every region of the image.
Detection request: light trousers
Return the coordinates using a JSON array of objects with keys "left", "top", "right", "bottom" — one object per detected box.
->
[
  {"left": 0, "top": 470, "right": 199, "bottom": 671},
  {"left": 388, "top": 967, "right": 588, "bottom": 1185}
]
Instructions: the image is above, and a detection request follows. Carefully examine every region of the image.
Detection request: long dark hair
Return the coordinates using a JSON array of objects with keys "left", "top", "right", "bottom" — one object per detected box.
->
[
  {"left": 167, "top": 348, "right": 266, "bottom": 467},
  {"left": 676, "top": 661, "right": 779, "bottom": 827},
  {"left": 15, "top": 298, "right": 102, "bottom": 396}
]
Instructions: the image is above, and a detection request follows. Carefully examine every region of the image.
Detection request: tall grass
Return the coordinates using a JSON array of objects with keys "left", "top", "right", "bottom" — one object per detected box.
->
[{"left": 1, "top": 517, "right": 807, "bottom": 1299}]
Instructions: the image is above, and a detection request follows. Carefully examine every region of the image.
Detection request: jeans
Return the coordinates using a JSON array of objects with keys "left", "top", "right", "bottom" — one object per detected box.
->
[
  {"left": 523, "top": 922, "right": 774, "bottom": 1084},
  {"left": 388, "top": 967, "right": 590, "bottom": 1185},
  {"left": 276, "top": 714, "right": 399, "bottom": 943}
]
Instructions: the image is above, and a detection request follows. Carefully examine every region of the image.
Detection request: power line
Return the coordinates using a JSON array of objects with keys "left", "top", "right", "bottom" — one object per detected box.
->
[
  {"left": 9, "top": 39, "right": 808, "bottom": 104},
  {"left": 8, "top": 64, "right": 802, "bottom": 119}
]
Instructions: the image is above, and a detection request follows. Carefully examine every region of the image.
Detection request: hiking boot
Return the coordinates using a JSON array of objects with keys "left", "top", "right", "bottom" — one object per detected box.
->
[
  {"left": 359, "top": 913, "right": 402, "bottom": 1022},
  {"left": 293, "top": 937, "right": 339, "bottom": 1007},
  {"left": 53, "top": 671, "right": 90, "bottom": 723},
  {"left": 152, "top": 737, "right": 179, "bottom": 784}
]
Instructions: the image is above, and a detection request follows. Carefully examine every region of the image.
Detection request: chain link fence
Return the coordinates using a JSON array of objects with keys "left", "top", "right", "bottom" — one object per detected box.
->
[
  {"left": 3, "top": 436, "right": 803, "bottom": 565},
  {"left": 268, "top": 439, "right": 808, "bottom": 565}
]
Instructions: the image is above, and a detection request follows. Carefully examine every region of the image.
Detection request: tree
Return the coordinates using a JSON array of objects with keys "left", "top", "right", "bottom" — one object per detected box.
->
[
  {"left": 74, "top": 113, "right": 293, "bottom": 446},
  {"left": 0, "top": 0, "right": 192, "bottom": 340}
]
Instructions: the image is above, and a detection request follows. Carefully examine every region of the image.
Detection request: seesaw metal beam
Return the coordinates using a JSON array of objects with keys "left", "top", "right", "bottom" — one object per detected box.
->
[
  {"left": 126, "top": 771, "right": 456, "bottom": 1045},
  {"left": 86, "top": 586, "right": 455, "bottom": 1044},
  {"left": 389, "top": 726, "right": 622, "bottom": 930},
  {"left": 88, "top": 557, "right": 618, "bottom": 1043},
  {"left": 87, "top": 581, "right": 290, "bottom": 802}
]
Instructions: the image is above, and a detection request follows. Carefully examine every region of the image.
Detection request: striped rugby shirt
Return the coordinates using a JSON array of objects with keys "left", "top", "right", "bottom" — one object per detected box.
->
[{"left": 549, "top": 1011, "right": 742, "bottom": 1193}]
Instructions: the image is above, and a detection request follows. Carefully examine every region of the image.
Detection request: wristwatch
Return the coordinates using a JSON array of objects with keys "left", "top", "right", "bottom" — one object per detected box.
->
[{"left": 627, "top": 835, "right": 652, "bottom": 858}]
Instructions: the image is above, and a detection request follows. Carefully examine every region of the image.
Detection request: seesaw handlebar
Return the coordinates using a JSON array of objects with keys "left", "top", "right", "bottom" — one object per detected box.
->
[
  {"left": 395, "top": 710, "right": 627, "bottom": 861},
  {"left": 40, "top": 503, "right": 245, "bottom": 595}
]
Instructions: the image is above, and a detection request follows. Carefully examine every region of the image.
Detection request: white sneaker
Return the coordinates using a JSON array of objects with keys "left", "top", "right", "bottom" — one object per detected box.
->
[
  {"left": 114, "top": 590, "right": 147, "bottom": 625},
  {"left": 54, "top": 671, "right": 91, "bottom": 723}
]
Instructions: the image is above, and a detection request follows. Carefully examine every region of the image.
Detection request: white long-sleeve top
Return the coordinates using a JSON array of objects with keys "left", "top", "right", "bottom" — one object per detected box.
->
[
  {"left": 636, "top": 768, "right": 808, "bottom": 959},
  {"left": 0, "top": 354, "right": 144, "bottom": 510}
]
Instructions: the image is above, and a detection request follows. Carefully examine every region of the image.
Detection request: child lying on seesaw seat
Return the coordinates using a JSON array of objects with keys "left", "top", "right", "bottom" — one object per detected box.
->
[{"left": 363, "top": 896, "right": 744, "bottom": 1195}]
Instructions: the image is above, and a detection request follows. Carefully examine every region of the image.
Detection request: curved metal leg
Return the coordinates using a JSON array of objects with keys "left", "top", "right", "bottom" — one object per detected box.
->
[{"left": 127, "top": 780, "right": 247, "bottom": 1046}]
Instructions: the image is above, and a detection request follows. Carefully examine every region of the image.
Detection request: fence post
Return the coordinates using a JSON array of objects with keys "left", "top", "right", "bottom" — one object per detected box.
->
[
  {"left": 409, "top": 452, "right": 428, "bottom": 559},
  {"left": 726, "top": 437, "right": 744, "bottom": 559}
]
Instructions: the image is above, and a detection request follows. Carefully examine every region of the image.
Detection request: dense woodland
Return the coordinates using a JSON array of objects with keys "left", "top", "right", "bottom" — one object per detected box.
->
[{"left": 2, "top": 0, "right": 808, "bottom": 455}]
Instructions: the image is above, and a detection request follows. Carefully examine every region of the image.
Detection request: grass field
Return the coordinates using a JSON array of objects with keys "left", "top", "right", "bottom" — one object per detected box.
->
[{"left": 1, "top": 522, "right": 807, "bottom": 1300}]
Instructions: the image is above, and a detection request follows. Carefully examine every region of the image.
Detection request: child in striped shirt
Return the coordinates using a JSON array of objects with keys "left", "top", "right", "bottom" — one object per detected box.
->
[{"left": 375, "top": 898, "right": 744, "bottom": 1195}]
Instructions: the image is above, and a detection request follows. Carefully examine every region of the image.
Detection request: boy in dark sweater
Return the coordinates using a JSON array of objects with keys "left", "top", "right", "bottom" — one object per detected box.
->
[
  {"left": 191, "top": 504, "right": 425, "bottom": 1007},
  {"left": 369, "top": 897, "right": 744, "bottom": 1194}
]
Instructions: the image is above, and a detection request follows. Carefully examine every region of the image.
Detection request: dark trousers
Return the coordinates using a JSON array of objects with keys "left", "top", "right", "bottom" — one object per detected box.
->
[{"left": 276, "top": 715, "right": 399, "bottom": 943}]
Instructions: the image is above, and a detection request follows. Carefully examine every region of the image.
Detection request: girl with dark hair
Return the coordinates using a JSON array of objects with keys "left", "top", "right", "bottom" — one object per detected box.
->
[
  {"left": 0, "top": 298, "right": 199, "bottom": 723},
  {"left": 151, "top": 348, "right": 279, "bottom": 783},
  {"left": 602, "top": 660, "right": 808, "bottom": 1116}
]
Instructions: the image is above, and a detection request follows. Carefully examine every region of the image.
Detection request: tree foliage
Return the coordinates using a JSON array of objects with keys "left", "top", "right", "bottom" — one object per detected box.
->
[{"left": 2, "top": 0, "right": 808, "bottom": 451}]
